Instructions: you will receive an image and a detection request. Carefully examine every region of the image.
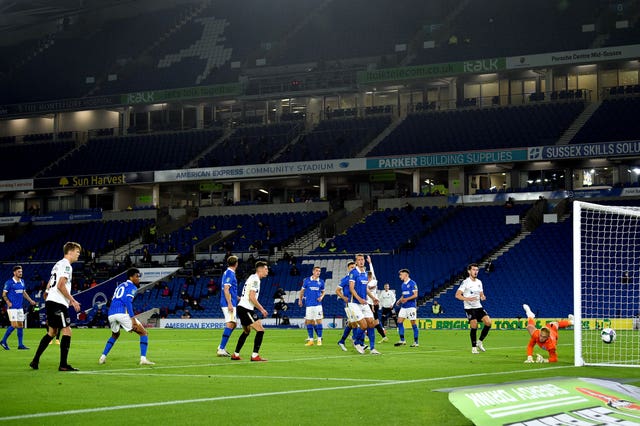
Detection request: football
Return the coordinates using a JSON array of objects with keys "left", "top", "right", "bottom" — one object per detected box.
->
[{"left": 601, "top": 328, "right": 616, "bottom": 344}]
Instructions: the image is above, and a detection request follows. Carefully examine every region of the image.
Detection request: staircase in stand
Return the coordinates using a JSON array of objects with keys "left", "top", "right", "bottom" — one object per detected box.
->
[
  {"left": 357, "top": 117, "right": 405, "bottom": 157},
  {"left": 556, "top": 100, "right": 602, "bottom": 145},
  {"left": 433, "top": 217, "right": 531, "bottom": 299},
  {"left": 280, "top": 227, "right": 321, "bottom": 258}
]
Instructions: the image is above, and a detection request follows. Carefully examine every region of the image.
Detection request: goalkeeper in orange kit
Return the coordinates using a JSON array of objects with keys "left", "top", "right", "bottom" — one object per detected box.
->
[{"left": 522, "top": 304, "right": 574, "bottom": 363}]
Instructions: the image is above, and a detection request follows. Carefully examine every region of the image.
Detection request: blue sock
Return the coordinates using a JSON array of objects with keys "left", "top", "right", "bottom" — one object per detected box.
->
[
  {"left": 140, "top": 335, "right": 148, "bottom": 357},
  {"left": 367, "top": 328, "right": 375, "bottom": 350},
  {"left": 315, "top": 324, "right": 323, "bottom": 339},
  {"left": 17, "top": 328, "right": 24, "bottom": 346},
  {"left": 2, "top": 326, "right": 14, "bottom": 343},
  {"left": 398, "top": 323, "right": 405, "bottom": 341},
  {"left": 102, "top": 337, "right": 117, "bottom": 356},
  {"left": 356, "top": 328, "right": 365, "bottom": 345},
  {"left": 219, "top": 327, "right": 233, "bottom": 349},
  {"left": 412, "top": 324, "right": 419, "bottom": 343},
  {"left": 339, "top": 326, "right": 351, "bottom": 344},
  {"left": 306, "top": 324, "right": 314, "bottom": 340}
]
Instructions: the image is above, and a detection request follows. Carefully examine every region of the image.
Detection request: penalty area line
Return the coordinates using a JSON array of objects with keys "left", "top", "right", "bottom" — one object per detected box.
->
[{"left": 0, "top": 365, "right": 572, "bottom": 421}]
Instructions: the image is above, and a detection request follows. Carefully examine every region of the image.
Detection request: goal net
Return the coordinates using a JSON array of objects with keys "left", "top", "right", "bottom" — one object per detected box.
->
[{"left": 574, "top": 200, "right": 640, "bottom": 367}]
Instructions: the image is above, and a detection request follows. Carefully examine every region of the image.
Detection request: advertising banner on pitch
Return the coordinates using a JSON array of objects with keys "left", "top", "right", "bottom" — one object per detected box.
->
[{"left": 448, "top": 377, "right": 640, "bottom": 425}]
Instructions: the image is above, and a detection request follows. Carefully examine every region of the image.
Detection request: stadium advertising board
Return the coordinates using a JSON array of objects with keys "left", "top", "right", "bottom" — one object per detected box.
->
[
  {"left": 159, "top": 318, "right": 338, "bottom": 329},
  {"left": 367, "top": 149, "right": 528, "bottom": 170},
  {"left": 136, "top": 267, "right": 181, "bottom": 283},
  {"left": 357, "top": 58, "right": 506, "bottom": 84},
  {"left": 507, "top": 43, "right": 640, "bottom": 69},
  {"left": 160, "top": 318, "right": 308, "bottom": 329},
  {"left": 528, "top": 140, "right": 640, "bottom": 161},
  {"left": 621, "top": 187, "right": 640, "bottom": 197},
  {"left": 0, "top": 179, "right": 33, "bottom": 192},
  {"left": 0, "top": 83, "right": 241, "bottom": 117},
  {"left": 21, "top": 210, "right": 102, "bottom": 223},
  {"left": 416, "top": 318, "right": 632, "bottom": 330},
  {"left": 448, "top": 377, "right": 640, "bottom": 426},
  {"left": 122, "top": 82, "right": 242, "bottom": 105},
  {"left": 69, "top": 271, "right": 127, "bottom": 319},
  {"left": 0, "top": 95, "right": 121, "bottom": 117},
  {"left": 154, "top": 158, "right": 366, "bottom": 182},
  {"left": 70, "top": 267, "right": 177, "bottom": 319},
  {"left": 34, "top": 171, "right": 154, "bottom": 189},
  {"left": 0, "top": 216, "right": 21, "bottom": 224},
  {"left": 448, "top": 187, "right": 626, "bottom": 204}
]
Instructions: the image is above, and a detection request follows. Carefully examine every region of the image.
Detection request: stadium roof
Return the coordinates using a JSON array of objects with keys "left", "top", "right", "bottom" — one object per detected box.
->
[{"left": 0, "top": 0, "right": 195, "bottom": 45}]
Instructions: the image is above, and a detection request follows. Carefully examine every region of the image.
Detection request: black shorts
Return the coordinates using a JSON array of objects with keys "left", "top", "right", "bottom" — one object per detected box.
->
[
  {"left": 465, "top": 307, "right": 489, "bottom": 323},
  {"left": 46, "top": 301, "right": 70, "bottom": 329},
  {"left": 236, "top": 305, "right": 259, "bottom": 327},
  {"left": 369, "top": 304, "right": 381, "bottom": 318}
]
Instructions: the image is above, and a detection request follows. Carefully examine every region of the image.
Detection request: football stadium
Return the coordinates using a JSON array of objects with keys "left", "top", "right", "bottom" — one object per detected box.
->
[{"left": 1, "top": 1, "right": 640, "bottom": 424}]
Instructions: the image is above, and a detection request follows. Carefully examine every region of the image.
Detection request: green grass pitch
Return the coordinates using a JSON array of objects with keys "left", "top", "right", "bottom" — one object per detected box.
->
[{"left": 1, "top": 327, "right": 639, "bottom": 425}]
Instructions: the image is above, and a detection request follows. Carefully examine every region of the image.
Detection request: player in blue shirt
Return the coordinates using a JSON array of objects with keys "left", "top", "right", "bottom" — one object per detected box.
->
[
  {"left": 335, "top": 260, "right": 356, "bottom": 351},
  {"left": 99, "top": 268, "right": 155, "bottom": 365},
  {"left": 299, "top": 266, "right": 326, "bottom": 346},
  {"left": 217, "top": 255, "right": 239, "bottom": 357},
  {"left": 1, "top": 265, "right": 37, "bottom": 350},
  {"left": 349, "top": 254, "right": 380, "bottom": 355},
  {"left": 394, "top": 268, "right": 420, "bottom": 347}
]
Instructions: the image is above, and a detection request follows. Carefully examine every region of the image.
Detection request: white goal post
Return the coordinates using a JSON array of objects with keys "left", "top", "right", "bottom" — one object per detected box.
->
[{"left": 573, "top": 200, "right": 640, "bottom": 367}]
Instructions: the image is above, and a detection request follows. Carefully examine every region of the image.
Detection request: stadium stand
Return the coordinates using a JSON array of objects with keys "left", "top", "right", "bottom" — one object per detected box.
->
[
  {"left": 137, "top": 211, "right": 327, "bottom": 257},
  {"left": 198, "top": 122, "right": 301, "bottom": 167},
  {"left": 0, "top": 219, "right": 152, "bottom": 262},
  {"left": 0, "top": 140, "right": 76, "bottom": 180},
  {"left": 3, "top": 2, "right": 640, "bottom": 328},
  {"left": 570, "top": 97, "right": 640, "bottom": 144},
  {"left": 431, "top": 219, "right": 573, "bottom": 320},
  {"left": 276, "top": 116, "right": 392, "bottom": 162},
  {"left": 2, "top": 1, "right": 639, "bottom": 104},
  {"left": 369, "top": 102, "right": 586, "bottom": 157},
  {"left": 39, "top": 129, "right": 222, "bottom": 177},
  {"left": 312, "top": 205, "right": 453, "bottom": 254}
]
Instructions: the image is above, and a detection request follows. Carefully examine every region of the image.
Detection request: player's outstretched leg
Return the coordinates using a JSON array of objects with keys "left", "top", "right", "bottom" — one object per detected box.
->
[
  {"left": 523, "top": 304, "right": 535, "bottom": 319},
  {"left": 557, "top": 314, "right": 574, "bottom": 329},
  {"left": 523, "top": 304, "right": 537, "bottom": 336}
]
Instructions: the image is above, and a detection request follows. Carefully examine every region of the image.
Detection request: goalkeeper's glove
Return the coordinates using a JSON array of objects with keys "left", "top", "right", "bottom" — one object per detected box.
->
[
  {"left": 525, "top": 355, "right": 534, "bottom": 363},
  {"left": 535, "top": 354, "right": 548, "bottom": 363}
]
